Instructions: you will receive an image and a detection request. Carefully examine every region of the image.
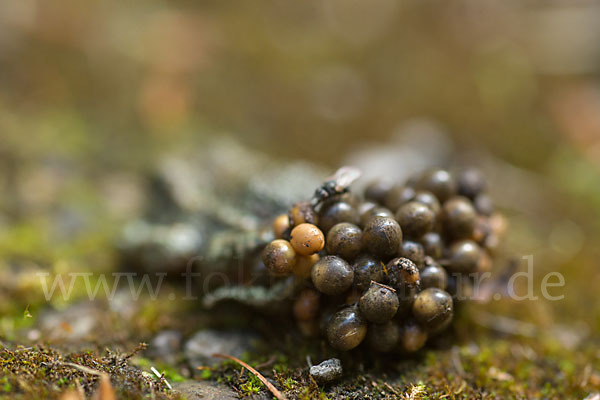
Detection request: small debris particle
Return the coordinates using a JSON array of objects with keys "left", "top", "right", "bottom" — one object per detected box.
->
[{"left": 488, "top": 366, "right": 514, "bottom": 382}]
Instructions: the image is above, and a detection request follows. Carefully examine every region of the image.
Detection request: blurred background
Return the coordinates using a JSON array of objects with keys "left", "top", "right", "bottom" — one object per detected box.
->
[{"left": 1, "top": 0, "right": 600, "bottom": 395}]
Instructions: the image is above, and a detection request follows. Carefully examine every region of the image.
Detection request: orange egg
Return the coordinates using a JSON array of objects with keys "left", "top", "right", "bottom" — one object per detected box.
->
[{"left": 290, "top": 223, "right": 325, "bottom": 256}]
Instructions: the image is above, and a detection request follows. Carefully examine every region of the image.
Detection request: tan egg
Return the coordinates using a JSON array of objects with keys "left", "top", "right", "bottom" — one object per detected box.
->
[{"left": 290, "top": 223, "right": 325, "bottom": 256}]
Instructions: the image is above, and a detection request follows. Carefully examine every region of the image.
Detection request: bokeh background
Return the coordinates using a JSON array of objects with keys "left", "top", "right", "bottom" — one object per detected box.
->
[{"left": 1, "top": 0, "right": 600, "bottom": 397}]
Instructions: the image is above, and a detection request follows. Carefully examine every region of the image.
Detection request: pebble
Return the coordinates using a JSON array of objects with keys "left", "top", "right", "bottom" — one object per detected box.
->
[
  {"left": 173, "top": 381, "right": 239, "bottom": 400},
  {"left": 309, "top": 358, "right": 343, "bottom": 383},
  {"left": 147, "top": 330, "right": 183, "bottom": 364},
  {"left": 38, "top": 302, "right": 99, "bottom": 341},
  {"left": 184, "top": 329, "right": 257, "bottom": 368}
]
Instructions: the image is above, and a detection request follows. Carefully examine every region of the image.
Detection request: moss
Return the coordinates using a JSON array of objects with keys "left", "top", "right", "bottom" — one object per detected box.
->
[
  {"left": 0, "top": 345, "right": 180, "bottom": 400},
  {"left": 239, "top": 374, "right": 263, "bottom": 396},
  {"left": 133, "top": 357, "right": 186, "bottom": 383},
  {"left": 200, "top": 369, "right": 212, "bottom": 380}
]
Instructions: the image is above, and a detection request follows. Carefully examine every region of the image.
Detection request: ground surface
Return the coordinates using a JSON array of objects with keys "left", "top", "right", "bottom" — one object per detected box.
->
[{"left": 1, "top": 142, "right": 599, "bottom": 399}]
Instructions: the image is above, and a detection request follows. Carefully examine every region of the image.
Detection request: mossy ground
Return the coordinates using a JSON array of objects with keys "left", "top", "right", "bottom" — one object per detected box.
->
[
  {"left": 0, "top": 344, "right": 177, "bottom": 400},
  {"left": 2, "top": 276, "right": 599, "bottom": 400},
  {"left": 2, "top": 331, "right": 597, "bottom": 399},
  {"left": 1, "top": 156, "right": 599, "bottom": 399}
]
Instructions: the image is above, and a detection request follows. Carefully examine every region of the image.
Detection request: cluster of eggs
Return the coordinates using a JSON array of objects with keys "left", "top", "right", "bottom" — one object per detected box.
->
[{"left": 262, "top": 168, "right": 504, "bottom": 353}]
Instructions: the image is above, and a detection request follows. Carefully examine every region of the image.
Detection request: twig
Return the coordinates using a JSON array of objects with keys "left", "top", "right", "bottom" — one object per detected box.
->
[
  {"left": 255, "top": 355, "right": 277, "bottom": 370},
  {"left": 383, "top": 382, "right": 400, "bottom": 396},
  {"left": 443, "top": 378, "right": 456, "bottom": 400},
  {"left": 370, "top": 280, "right": 396, "bottom": 292},
  {"left": 306, "top": 355, "right": 312, "bottom": 368},
  {"left": 470, "top": 310, "right": 537, "bottom": 337},
  {"left": 451, "top": 347, "right": 465, "bottom": 377},
  {"left": 75, "top": 380, "right": 85, "bottom": 399},
  {"left": 124, "top": 343, "right": 147, "bottom": 360},
  {"left": 454, "top": 380, "right": 467, "bottom": 395},
  {"left": 62, "top": 362, "right": 103, "bottom": 376},
  {"left": 150, "top": 366, "right": 172, "bottom": 390},
  {"left": 212, "top": 353, "right": 286, "bottom": 400},
  {"left": 94, "top": 374, "right": 116, "bottom": 400},
  {"left": 581, "top": 364, "right": 592, "bottom": 388}
]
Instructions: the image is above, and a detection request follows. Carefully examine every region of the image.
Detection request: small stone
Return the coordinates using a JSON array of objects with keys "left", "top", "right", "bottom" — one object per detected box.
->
[
  {"left": 184, "top": 329, "right": 257, "bottom": 368},
  {"left": 173, "top": 381, "right": 238, "bottom": 400},
  {"left": 39, "top": 302, "right": 99, "bottom": 341},
  {"left": 147, "top": 330, "right": 183, "bottom": 364},
  {"left": 310, "top": 358, "right": 343, "bottom": 383}
]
